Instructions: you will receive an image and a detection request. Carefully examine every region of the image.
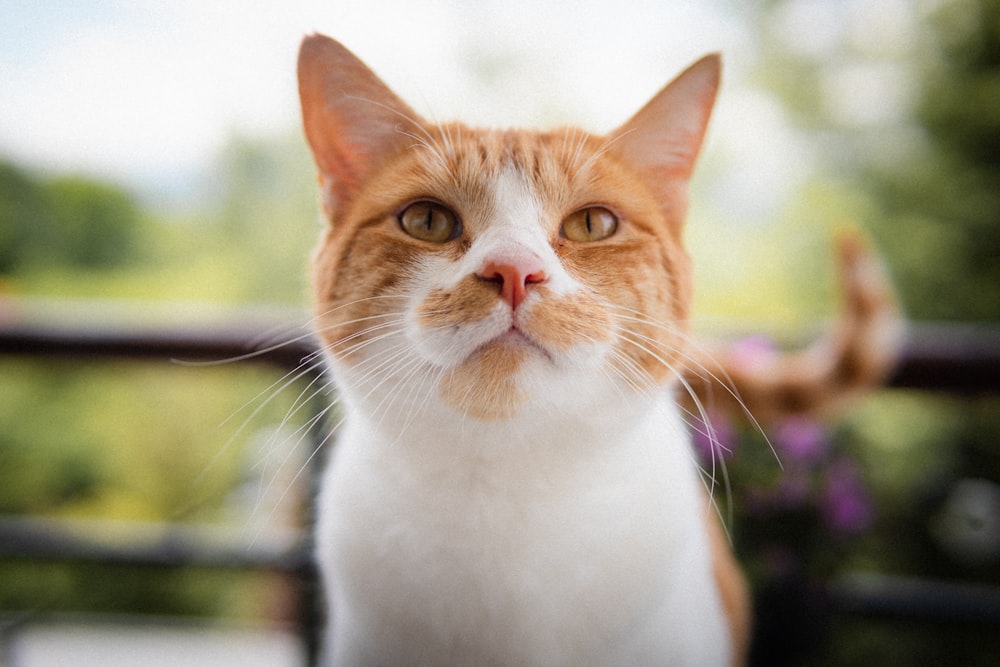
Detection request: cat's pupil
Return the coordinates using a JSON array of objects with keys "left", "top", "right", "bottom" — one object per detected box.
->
[
  {"left": 399, "top": 202, "right": 459, "bottom": 243},
  {"left": 561, "top": 206, "right": 618, "bottom": 242}
]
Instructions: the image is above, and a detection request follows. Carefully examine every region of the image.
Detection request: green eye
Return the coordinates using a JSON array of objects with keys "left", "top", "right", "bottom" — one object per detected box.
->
[
  {"left": 399, "top": 202, "right": 460, "bottom": 243},
  {"left": 561, "top": 206, "right": 618, "bottom": 242}
]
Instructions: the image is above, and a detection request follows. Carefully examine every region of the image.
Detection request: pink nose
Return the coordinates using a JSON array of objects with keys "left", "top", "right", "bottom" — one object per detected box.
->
[{"left": 479, "top": 256, "right": 548, "bottom": 310}]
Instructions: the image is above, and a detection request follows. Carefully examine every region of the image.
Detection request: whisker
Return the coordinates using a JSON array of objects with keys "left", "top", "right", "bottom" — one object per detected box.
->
[
  {"left": 612, "top": 327, "right": 735, "bottom": 528},
  {"left": 192, "top": 356, "right": 326, "bottom": 492},
  {"left": 172, "top": 328, "right": 316, "bottom": 368},
  {"left": 248, "top": 365, "right": 333, "bottom": 474},
  {"left": 605, "top": 304, "right": 777, "bottom": 463},
  {"left": 397, "top": 128, "right": 452, "bottom": 173},
  {"left": 249, "top": 405, "right": 345, "bottom": 547},
  {"left": 248, "top": 391, "right": 338, "bottom": 515},
  {"left": 345, "top": 94, "right": 437, "bottom": 146},
  {"left": 177, "top": 296, "right": 405, "bottom": 369}
]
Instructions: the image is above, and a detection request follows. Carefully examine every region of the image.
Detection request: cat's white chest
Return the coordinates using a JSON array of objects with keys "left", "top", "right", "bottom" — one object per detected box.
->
[{"left": 314, "top": 396, "right": 731, "bottom": 666}]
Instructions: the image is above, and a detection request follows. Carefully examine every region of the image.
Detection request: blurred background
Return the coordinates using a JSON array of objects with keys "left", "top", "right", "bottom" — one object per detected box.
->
[{"left": 1, "top": 0, "right": 998, "bottom": 665}]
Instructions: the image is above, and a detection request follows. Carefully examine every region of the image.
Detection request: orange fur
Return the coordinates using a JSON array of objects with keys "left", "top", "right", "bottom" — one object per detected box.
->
[
  {"left": 705, "top": 493, "right": 752, "bottom": 666},
  {"left": 439, "top": 339, "right": 529, "bottom": 420},
  {"left": 419, "top": 276, "right": 499, "bottom": 327}
]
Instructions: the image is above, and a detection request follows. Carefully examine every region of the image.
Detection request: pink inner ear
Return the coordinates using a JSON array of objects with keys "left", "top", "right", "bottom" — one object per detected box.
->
[
  {"left": 611, "top": 53, "right": 721, "bottom": 185},
  {"left": 310, "top": 134, "right": 363, "bottom": 209},
  {"left": 298, "top": 34, "right": 423, "bottom": 218}
]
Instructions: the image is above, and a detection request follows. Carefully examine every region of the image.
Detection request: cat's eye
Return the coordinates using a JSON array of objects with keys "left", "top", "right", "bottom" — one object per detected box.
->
[
  {"left": 398, "top": 202, "right": 460, "bottom": 243},
  {"left": 561, "top": 207, "right": 618, "bottom": 242}
]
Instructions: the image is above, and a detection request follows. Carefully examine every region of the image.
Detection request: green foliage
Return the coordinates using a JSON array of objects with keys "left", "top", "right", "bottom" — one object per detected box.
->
[
  {"left": 0, "top": 562, "right": 248, "bottom": 619},
  {"left": 892, "top": 0, "right": 1000, "bottom": 321},
  {"left": 0, "top": 161, "right": 49, "bottom": 274},
  {"left": 922, "top": 0, "right": 1000, "bottom": 166},
  {"left": 736, "top": 2, "right": 1000, "bottom": 663},
  {"left": 0, "top": 132, "right": 322, "bottom": 620},
  {"left": 43, "top": 176, "right": 144, "bottom": 269},
  {"left": 745, "top": 0, "right": 1000, "bottom": 322},
  {"left": 0, "top": 161, "right": 145, "bottom": 274},
  {"left": 207, "top": 133, "right": 319, "bottom": 303},
  {"left": 0, "top": 357, "right": 316, "bottom": 618}
]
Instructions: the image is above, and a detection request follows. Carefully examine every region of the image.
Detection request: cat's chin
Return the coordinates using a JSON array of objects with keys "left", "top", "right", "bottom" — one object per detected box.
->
[{"left": 431, "top": 329, "right": 551, "bottom": 421}]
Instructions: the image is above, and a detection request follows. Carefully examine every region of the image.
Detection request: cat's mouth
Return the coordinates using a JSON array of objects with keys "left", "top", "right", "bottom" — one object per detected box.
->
[
  {"left": 458, "top": 324, "right": 555, "bottom": 368},
  {"left": 482, "top": 326, "right": 553, "bottom": 362}
]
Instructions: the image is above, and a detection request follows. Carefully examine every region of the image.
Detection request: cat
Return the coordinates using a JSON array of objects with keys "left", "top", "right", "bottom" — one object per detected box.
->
[{"left": 296, "top": 33, "right": 900, "bottom": 666}]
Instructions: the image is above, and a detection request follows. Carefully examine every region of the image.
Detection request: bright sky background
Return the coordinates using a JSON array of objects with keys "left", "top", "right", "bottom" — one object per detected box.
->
[
  {"left": 0, "top": 3, "right": 769, "bottom": 190},
  {"left": 0, "top": 0, "right": 917, "bottom": 217}
]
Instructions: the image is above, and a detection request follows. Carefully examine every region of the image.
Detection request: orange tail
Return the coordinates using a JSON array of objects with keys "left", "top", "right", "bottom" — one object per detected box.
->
[{"left": 686, "top": 230, "right": 904, "bottom": 422}]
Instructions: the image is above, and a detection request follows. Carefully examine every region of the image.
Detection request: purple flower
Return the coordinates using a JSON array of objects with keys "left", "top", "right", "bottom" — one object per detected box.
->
[
  {"left": 774, "top": 417, "right": 829, "bottom": 467},
  {"left": 821, "top": 458, "right": 874, "bottom": 535},
  {"left": 691, "top": 411, "right": 738, "bottom": 464}
]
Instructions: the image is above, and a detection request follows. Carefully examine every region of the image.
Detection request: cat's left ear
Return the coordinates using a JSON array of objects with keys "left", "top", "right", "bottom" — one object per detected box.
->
[{"left": 610, "top": 54, "right": 720, "bottom": 216}]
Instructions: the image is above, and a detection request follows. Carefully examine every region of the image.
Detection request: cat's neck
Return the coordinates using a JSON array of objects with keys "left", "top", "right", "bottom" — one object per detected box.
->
[
  {"left": 319, "top": 377, "right": 725, "bottom": 666},
  {"left": 334, "top": 368, "right": 682, "bottom": 464},
  {"left": 329, "top": 387, "right": 697, "bottom": 533}
]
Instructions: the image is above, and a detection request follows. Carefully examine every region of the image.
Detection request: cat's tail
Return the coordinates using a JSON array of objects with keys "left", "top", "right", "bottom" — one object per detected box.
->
[{"left": 686, "top": 229, "right": 905, "bottom": 422}]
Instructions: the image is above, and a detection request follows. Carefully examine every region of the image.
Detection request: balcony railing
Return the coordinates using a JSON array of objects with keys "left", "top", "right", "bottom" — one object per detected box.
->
[{"left": 1, "top": 299, "right": 998, "bottom": 665}]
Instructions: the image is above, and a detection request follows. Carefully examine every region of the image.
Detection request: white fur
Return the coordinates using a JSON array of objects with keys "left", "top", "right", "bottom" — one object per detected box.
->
[{"left": 317, "top": 387, "right": 729, "bottom": 666}]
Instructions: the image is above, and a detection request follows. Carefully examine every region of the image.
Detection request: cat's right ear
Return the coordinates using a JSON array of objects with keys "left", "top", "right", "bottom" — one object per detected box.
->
[
  {"left": 609, "top": 54, "right": 721, "bottom": 228},
  {"left": 298, "top": 34, "right": 421, "bottom": 220}
]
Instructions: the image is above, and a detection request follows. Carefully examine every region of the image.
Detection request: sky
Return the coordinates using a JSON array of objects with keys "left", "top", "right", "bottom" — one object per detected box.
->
[
  {"left": 0, "top": 2, "right": 762, "bottom": 189},
  {"left": 0, "top": 0, "right": 917, "bottom": 217}
]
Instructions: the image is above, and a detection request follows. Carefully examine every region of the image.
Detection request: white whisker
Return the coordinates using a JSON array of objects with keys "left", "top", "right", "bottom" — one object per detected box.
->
[
  {"left": 248, "top": 404, "right": 345, "bottom": 547},
  {"left": 606, "top": 304, "right": 777, "bottom": 463}
]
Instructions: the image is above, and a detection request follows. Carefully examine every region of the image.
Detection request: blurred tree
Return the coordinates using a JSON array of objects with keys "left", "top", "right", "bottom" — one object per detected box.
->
[
  {"left": 0, "top": 160, "right": 49, "bottom": 274},
  {"left": 866, "top": 0, "right": 1000, "bottom": 321},
  {"left": 736, "top": 2, "right": 1000, "bottom": 664},
  {"left": 43, "top": 175, "right": 143, "bottom": 269},
  {"left": 749, "top": 0, "right": 1000, "bottom": 321},
  {"left": 0, "top": 143, "right": 317, "bottom": 619},
  {"left": 202, "top": 132, "right": 318, "bottom": 303},
  {"left": 0, "top": 159, "right": 143, "bottom": 275}
]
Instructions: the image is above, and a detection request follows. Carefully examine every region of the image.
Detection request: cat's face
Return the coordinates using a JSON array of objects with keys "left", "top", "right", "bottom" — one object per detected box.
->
[{"left": 299, "top": 36, "right": 718, "bottom": 421}]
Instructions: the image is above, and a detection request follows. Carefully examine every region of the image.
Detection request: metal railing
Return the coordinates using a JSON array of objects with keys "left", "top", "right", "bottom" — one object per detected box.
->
[
  {"left": 0, "top": 302, "right": 325, "bottom": 664},
  {"left": 1, "top": 300, "right": 999, "bottom": 665}
]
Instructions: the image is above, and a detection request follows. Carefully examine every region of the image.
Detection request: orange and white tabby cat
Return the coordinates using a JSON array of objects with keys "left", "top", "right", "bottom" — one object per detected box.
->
[{"left": 297, "top": 34, "right": 898, "bottom": 666}]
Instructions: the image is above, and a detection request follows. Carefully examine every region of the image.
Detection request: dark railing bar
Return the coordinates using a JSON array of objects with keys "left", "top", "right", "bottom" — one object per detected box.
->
[
  {"left": 888, "top": 322, "right": 1000, "bottom": 394},
  {"left": 831, "top": 571, "right": 1000, "bottom": 626},
  {"left": 6, "top": 512, "right": 999, "bottom": 628},
  {"left": 1, "top": 316, "right": 997, "bottom": 392},
  {"left": 0, "top": 516, "right": 311, "bottom": 573},
  {"left": 0, "top": 321, "right": 317, "bottom": 370}
]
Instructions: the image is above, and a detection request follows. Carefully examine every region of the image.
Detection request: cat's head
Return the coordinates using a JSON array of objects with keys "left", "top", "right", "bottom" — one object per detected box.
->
[{"left": 298, "top": 35, "right": 718, "bottom": 422}]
